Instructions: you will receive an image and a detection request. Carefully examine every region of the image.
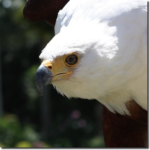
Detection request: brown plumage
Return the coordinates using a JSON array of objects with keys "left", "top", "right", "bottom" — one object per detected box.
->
[
  {"left": 23, "top": 0, "right": 69, "bottom": 25},
  {"left": 23, "top": 0, "right": 147, "bottom": 147},
  {"left": 103, "top": 100, "right": 147, "bottom": 147}
]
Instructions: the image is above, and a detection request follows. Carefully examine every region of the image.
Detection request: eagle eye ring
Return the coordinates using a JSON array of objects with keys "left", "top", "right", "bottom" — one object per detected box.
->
[{"left": 65, "top": 54, "right": 78, "bottom": 66}]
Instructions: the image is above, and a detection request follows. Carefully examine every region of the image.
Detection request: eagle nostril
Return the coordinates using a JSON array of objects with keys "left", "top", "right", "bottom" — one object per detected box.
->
[{"left": 48, "top": 66, "right": 52, "bottom": 69}]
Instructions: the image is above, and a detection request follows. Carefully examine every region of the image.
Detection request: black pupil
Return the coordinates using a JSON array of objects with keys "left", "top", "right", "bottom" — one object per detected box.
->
[{"left": 66, "top": 55, "right": 78, "bottom": 65}]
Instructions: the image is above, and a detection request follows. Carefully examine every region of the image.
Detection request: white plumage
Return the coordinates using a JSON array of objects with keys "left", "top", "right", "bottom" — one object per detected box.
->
[{"left": 39, "top": 0, "right": 147, "bottom": 115}]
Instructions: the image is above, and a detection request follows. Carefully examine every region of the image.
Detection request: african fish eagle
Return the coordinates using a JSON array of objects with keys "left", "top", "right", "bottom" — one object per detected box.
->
[{"left": 23, "top": 0, "right": 147, "bottom": 147}]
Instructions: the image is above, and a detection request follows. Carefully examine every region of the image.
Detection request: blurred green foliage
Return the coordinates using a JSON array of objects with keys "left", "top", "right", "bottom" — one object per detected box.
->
[
  {"left": 0, "top": 0, "right": 104, "bottom": 147},
  {"left": 0, "top": 114, "right": 104, "bottom": 147}
]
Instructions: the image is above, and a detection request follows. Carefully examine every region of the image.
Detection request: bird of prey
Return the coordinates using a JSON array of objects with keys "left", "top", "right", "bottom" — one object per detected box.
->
[{"left": 24, "top": 0, "right": 147, "bottom": 147}]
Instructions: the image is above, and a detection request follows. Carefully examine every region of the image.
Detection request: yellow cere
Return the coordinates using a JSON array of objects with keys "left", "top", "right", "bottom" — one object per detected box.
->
[{"left": 41, "top": 56, "right": 73, "bottom": 82}]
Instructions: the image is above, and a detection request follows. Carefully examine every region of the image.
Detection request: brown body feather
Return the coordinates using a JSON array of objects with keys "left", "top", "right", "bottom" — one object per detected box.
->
[
  {"left": 103, "top": 100, "right": 147, "bottom": 147},
  {"left": 23, "top": 0, "right": 69, "bottom": 26}
]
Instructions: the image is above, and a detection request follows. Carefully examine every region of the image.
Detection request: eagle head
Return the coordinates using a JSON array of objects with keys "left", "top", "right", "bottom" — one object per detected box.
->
[{"left": 35, "top": 21, "right": 146, "bottom": 114}]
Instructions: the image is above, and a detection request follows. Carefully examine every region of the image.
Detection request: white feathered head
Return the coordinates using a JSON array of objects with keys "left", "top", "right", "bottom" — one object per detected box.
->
[
  {"left": 36, "top": 20, "right": 147, "bottom": 115},
  {"left": 23, "top": 0, "right": 147, "bottom": 115}
]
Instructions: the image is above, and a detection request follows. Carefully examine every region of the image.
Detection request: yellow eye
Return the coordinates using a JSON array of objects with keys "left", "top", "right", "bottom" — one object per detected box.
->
[{"left": 65, "top": 54, "right": 78, "bottom": 66}]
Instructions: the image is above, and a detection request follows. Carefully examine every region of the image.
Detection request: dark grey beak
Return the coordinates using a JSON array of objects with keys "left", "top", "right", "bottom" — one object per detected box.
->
[{"left": 35, "top": 65, "right": 53, "bottom": 96}]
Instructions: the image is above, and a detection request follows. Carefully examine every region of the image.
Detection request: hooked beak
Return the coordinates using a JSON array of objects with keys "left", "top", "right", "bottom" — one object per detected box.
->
[{"left": 35, "top": 64, "right": 53, "bottom": 96}]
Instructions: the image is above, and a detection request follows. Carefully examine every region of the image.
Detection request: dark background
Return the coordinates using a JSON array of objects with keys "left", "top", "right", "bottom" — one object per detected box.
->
[{"left": 0, "top": 0, "right": 104, "bottom": 147}]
